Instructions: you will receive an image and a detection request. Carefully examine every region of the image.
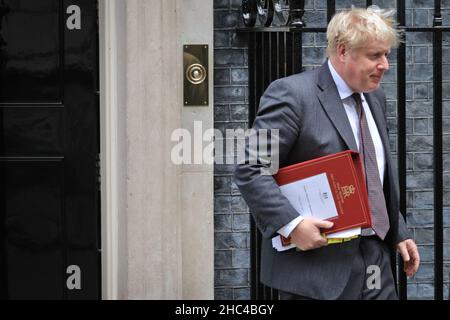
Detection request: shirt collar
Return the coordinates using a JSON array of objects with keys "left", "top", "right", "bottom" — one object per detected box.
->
[{"left": 327, "top": 59, "right": 362, "bottom": 102}]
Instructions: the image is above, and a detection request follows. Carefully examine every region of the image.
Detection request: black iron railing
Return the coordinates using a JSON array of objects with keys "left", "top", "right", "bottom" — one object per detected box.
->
[{"left": 238, "top": 0, "right": 450, "bottom": 300}]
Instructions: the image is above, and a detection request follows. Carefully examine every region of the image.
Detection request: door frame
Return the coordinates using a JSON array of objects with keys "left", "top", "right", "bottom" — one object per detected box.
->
[{"left": 99, "top": 0, "right": 126, "bottom": 300}]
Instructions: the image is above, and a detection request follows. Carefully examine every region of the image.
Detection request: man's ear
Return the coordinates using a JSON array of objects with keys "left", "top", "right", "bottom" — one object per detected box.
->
[{"left": 336, "top": 44, "right": 347, "bottom": 63}]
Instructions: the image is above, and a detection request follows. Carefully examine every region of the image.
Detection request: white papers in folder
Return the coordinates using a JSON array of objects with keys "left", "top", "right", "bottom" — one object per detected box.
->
[
  {"left": 280, "top": 173, "right": 338, "bottom": 220},
  {"left": 271, "top": 173, "right": 361, "bottom": 251}
]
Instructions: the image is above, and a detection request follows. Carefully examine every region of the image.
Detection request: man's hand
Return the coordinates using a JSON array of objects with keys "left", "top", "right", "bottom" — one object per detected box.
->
[
  {"left": 289, "top": 217, "right": 334, "bottom": 251},
  {"left": 397, "top": 239, "right": 420, "bottom": 277}
]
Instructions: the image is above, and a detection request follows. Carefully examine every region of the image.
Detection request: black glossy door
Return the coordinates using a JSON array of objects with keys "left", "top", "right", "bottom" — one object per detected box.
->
[{"left": 0, "top": 0, "right": 100, "bottom": 299}]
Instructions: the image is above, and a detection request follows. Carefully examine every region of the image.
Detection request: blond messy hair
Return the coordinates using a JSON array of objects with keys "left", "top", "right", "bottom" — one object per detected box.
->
[{"left": 326, "top": 6, "right": 402, "bottom": 57}]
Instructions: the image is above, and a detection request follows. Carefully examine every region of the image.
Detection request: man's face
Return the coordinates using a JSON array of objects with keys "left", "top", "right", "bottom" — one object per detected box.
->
[{"left": 341, "top": 39, "right": 391, "bottom": 93}]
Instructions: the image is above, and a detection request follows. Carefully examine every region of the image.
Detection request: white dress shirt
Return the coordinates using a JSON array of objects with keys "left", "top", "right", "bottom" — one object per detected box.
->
[{"left": 277, "top": 60, "right": 386, "bottom": 238}]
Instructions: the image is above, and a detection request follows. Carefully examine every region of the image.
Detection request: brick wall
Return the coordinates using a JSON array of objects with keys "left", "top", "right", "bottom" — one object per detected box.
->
[
  {"left": 213, "top": 0, "right": 450, "bottom": 300},
  {"left": 213, "top": 0, "right": 250, "bottom": 300}
]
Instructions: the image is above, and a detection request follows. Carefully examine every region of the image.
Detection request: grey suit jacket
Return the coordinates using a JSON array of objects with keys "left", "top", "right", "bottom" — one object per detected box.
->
[{"left": 233, "top": 62, "right": 410, "bottom": 299}]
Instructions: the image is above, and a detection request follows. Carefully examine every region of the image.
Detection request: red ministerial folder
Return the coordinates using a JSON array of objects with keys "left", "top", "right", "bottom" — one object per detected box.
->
[{"left": 274, "top": 151, "right": 372, "bottom": 245}]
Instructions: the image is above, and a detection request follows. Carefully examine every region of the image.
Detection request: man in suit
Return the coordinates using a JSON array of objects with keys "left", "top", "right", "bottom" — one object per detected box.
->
[{"left": 234, "top": 6, "right": 420, "bottom": 300}]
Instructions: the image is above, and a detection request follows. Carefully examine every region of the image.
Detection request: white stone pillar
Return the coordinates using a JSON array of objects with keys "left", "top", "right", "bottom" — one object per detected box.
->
[
  {"left": 101, "top": 0, "right": 213, "bottom": 300},
  {"left": 126, "top": 0, "right": 183, "bottom": 299},
  {"left": 179, "top": 0, "right": 214, "bottom": 300}
]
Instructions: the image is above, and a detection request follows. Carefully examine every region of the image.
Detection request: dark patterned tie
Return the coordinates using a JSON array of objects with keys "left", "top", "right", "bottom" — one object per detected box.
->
[{"left": 352, "top": 93, "right": 390, "bottom": 240}]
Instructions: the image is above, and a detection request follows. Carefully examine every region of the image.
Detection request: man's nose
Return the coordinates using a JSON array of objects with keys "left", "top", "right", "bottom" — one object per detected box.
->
[{"left": 379, "top": 55, "right": 389, "bottom": 70}]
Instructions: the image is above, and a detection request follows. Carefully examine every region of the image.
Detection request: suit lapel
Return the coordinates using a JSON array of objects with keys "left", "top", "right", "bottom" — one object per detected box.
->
[{"left": 316, "top": 63, "right": 358, "bottom": 152}]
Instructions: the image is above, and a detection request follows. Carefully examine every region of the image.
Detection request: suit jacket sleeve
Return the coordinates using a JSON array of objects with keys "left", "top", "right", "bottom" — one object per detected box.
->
[
  {"left": 395, "top": 214, "right": 410, "bottom": 244},
  {"left": 233, "top": 78, "right": 303, "bottom": 239}
]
